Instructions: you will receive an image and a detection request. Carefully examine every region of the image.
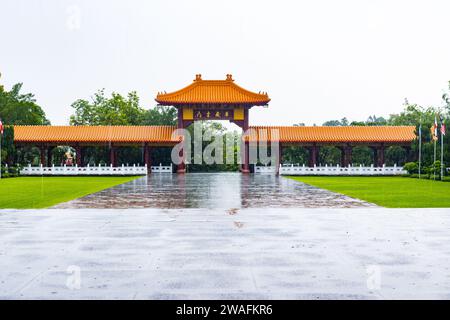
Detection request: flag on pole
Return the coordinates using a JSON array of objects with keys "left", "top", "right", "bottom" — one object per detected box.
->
[
  {"left": 434, "top": 115, "right": 439, "bottom": 137},
  {"left": 441, "top": 120, "right": 446, "bottom": 136},
  {"left": 431, "top": 124, "right": 438, "bottom": 141},
  {"left": 0, "top": 119, "right": 3, "bottom": 135}
]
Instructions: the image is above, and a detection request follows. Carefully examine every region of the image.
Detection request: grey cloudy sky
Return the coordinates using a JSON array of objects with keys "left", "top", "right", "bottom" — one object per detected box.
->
[{"left": 1, "top": 0, "right": 450, "bottom": 126}]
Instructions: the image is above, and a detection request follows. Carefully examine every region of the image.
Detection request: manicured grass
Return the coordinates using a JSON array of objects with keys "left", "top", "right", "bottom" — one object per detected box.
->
[
  {"left": 287, "top": 176, "right": 450, "bottom": 208},
  {"left": 0, "top": 176, "right": 139, "bottom": 209}
]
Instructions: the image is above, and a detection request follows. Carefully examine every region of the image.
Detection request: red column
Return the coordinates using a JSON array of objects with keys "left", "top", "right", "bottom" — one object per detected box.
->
[
  {"left": 144, "top": 144, "right": 152, "bottom": 173},
  {"left": 308, "top": 145, "right": 318, "bottom": 167},
  {"left": 110, "top": 146, "right": 117, "bottom": 167},
  {"left": 177, "top": 107, "right": 186, "bottom": 174},
  {"left": 40, "top": 146, "right": 46, "bottom": 166},
  {"left": 242, "top": 107, "right": 250, "bottom": 174},
  {"left": 47, "top": 147, "right": 53, "bottom": 167},
  {"left": 372, "top": 146, "right": 385, "bottom": 167},
  {"left": 276, "top": 143, "right": 283, "bottom": 176},
  {"left": 341, "top": 146, "right": 353, "bottom": 166},
  {"left": 377, "top": 146, "right": 385, "bottom": 167},
  {"left": 75, "top": 146, "right": 82, "bottom": 167}
]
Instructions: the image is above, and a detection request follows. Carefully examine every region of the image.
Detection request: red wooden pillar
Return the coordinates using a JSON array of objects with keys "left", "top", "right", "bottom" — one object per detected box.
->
[
  {"left": 372, "top": 146, "right": 385, "bottom": 167},
  {"left": 75, "top": 145, "right": 82, "bottom": 167},
  {"left": 144, "top": 144, "right": 152, "bottom": 173},
  {"left": 242, "top": 107, "right": 250, "bottom": 174},
  {"left": 377, "top": 146, "right": 385, "bottom": 167},
  {"left": 39, "top": 146, "right": 46, "bottom": 166},
  {"left": 308, "top": 145, "right": 319, "bottom": 167},
  {"left": 276, "top": 143, "right": 283, "bottom": 176},
  {"left": 110, "top": 146, "right": 117, "bottom": 167},
  {"left": 47, "top": 147, "right": 53, "bottom": 167},
  {"left": 177, "top": 107, "right": 186, "bottom": 174},
  {"left": 340, "top": 145, "right": 353, "bottom": 167}
]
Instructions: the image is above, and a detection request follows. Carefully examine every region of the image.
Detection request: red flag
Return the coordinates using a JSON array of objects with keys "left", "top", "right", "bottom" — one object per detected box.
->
[
  {"left": 0, "top": 119, "right": 3, "bottom": 135},
  {"left": 441, "top": 122, "right": 446, "bottom": 136}
]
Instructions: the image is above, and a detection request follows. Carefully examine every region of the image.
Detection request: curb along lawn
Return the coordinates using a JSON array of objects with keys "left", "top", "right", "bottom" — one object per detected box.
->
[
  {"left": 287, "top": 176, "right": 450, "bottom": 208},
  {"left": 0, "top": 176, "right": 140, "bottom": 209}
]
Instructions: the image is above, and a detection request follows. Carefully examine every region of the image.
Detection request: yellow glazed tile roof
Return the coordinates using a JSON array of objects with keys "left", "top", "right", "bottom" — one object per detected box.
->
[
  {"left": 13, "top": 125, "right": 416, "bottom": 144},
  {"left": 247, "top": 126, "right": 416, "bottom": 143},
  {"left": 14, "top": 126, "right": 179, "bottom": 143},
  {"left": 155, "top": 74, "right": 270, "bottom": 105}
]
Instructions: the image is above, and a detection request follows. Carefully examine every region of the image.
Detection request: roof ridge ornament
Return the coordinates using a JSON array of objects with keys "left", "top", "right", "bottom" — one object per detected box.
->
[
  {"left": 226, "top": 74, "right": 234, "bottom": 81},
  {"left": 195, "top": 74, "right": 202, "bottom": 81}
]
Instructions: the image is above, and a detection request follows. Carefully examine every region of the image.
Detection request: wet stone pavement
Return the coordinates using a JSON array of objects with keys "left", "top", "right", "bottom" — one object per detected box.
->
[{"left": 53, "top": 173, "right": 376, "bottom": 209}]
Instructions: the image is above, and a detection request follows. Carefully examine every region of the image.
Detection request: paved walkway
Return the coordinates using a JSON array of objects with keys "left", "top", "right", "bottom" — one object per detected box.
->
[
  {"left": 1, "top": 208, "right": 450, "bottom": 299},
  {"left": 54, "top": 173, "right": 375, "bottom": 209}
]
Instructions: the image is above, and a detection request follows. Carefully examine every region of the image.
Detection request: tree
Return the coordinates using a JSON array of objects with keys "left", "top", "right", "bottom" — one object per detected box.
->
[
  {"left": 322, "top": 118, "right": 349, "bottom": 126},
  {"left": 68, "top": 90, "right": 179, "bottom": 166},
  {"left": 70, "top": 90, "right": 145, "bottom": 126},
  {"left": 143, "top": 105, "right": 177, "bottom": 126},
  {"left": 0, "top": 81, "right": 49, "bottom": 168},
  {"left": 0, "top": 83, "right": 49, "bottom": 125},
  {"left": 1, "top": 126, "right": 15, "bottom": 165}
]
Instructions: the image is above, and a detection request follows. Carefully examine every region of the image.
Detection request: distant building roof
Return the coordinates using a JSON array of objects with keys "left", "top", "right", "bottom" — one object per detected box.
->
[{"left": 155, "top": 74, "right": 270, "bottom": 106}]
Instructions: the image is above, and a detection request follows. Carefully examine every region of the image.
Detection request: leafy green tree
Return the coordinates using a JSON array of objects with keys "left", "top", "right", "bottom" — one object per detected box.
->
[
  {"left": 1, "top": 81, "right": 49, "bottom": 168},
  {"left": 185, "top": 121, "right": 240, "bottom": 172},
  {"left": 70, "top": 90, "right": 145, "bottom": 125},
  {"left": 322, "top": 118, "right": 349, "bottom": 126},
  {"left": 143, "top": 105, "right": 177, "bottom": 126},
  {"left": 69, "top": 90, "right": 178, "bottom": 166},
  {"left": 282, "top": 146, "right": 308, "bottom": 165},
  {"left": 0, "top": 83, "right": 49, "bottom": 125},
  {"left": 352, "top": 146, "right": 373, "bottom": 166},
  {"left": 319, "top": 146, "right": 341, "bottom": 165},
  {"left": 1, "top": 126, "right": 15, "bottom": 165}
]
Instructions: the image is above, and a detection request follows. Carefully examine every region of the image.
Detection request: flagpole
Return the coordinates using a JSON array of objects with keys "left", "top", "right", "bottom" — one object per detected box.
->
[
  {"left": 441, "top": 118, "right": 445, "bottom": 181},
  {"left": 0, "top": 133, "right": 2, "bottom": 180},
  {"left": 441, "top": 128, "right": 444, "bottom": 181},
  {"left": 418, "top": 123, "right": 422, "bottom": 179},
  {"left": 433, "top": 115, "right": 438, "bottom": 180},
  {"left": 434, "top": 139, "right": 437, "bottom": 180}
]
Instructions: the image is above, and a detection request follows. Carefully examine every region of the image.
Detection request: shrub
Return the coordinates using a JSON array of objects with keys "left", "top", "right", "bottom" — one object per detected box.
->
[{"left": 403, "top": 162, "right": 419, "bottom": 174}]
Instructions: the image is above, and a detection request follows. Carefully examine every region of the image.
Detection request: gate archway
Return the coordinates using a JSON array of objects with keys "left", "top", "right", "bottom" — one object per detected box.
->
[{"left": 155, "top": 74, "right": 270, "bottom": 173}]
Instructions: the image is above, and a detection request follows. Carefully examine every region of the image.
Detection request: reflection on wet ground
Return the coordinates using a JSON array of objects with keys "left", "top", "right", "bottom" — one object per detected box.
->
[{"left": 54, "top": 173, "right": 376, "bottom": 209}]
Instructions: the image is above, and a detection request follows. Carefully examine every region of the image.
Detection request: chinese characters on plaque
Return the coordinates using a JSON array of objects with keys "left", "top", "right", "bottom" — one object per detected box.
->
[{"left": 194, "top": 109, "right": 234, "bottom": 120}]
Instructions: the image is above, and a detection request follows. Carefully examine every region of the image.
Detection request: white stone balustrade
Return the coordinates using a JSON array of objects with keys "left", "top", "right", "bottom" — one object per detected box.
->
[
  {"left": 255, "top": 164, "right": 407, "bottom": 176},
  {"left": 151, "top": 163, "right": 173, "bottom": 173},
  {"left": 20, "top": 164, "right": 148, "bottom": 176}
]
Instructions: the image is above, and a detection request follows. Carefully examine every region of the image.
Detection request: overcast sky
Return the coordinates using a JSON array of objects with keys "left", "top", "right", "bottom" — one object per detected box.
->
[{"left": 1, "top": 0, "right": 450, "bottom": 126}]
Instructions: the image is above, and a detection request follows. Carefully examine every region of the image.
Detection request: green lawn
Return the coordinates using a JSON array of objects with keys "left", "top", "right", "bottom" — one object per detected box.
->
[
  {"left": 0, "top": 176, "right": 139, "bottom": 209},
  {"left": 287, "top": 176, "right": 450, "bottom": 208}
]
